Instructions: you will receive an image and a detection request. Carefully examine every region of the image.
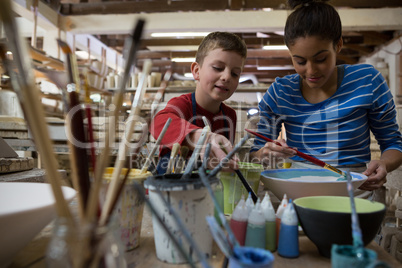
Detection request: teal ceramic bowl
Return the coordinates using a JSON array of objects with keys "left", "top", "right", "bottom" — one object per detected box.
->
[
  {"left": 293, "top": 196, "right": 385, "bottom": 258},
  {"left": 260, "top": 169, "right": 367, "bottom": 200}
]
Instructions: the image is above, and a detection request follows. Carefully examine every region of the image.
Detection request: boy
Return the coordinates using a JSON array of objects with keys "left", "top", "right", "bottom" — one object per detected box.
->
[{"left": 150, "top": 32, "right": 247, "bottom": 174}]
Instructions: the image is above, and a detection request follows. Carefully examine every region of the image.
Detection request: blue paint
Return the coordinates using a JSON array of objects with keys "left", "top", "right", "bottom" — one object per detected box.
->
[
  {"left": 261, "top": 169, "right": 365, "bottom": 181},
  {"left": 229, "top": 246, "right": 274, "bottom": 268},
  {"left": 277, "top": 200, "right": 299, "bottom": 258}
]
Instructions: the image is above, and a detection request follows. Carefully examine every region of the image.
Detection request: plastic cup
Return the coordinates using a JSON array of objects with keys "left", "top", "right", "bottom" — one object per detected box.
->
[
  {"left": 228, "top": 246, "right": 274, "bottom": 268},
  {"left": 219, "top": 162, "right": 263, "bottom": 215},
  {"left": 331, "top": 244, "right": 390, "bottom": 268},
  {"left": 144, "top": 173, "right": 219, "bottom": 264},
  {"left": 102, "top": 167, "right": 151, "bottom": 251}
]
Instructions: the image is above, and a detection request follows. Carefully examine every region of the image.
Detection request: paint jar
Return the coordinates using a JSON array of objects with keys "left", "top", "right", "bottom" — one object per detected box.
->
[
  {"left": 245, "top": 198, "right": 266, "bottom": 249},
  {"left": 144, "top": 173, "right": 219, "bottom": 264},
  {"left": 219, "top": 162, "right": 263, "bottom": 215},
  {"left": 331, "top": 244, "right": 390, "bottom": 268},
  {"left": 228, "top": 246, "right": 274, "bottom": 268},
  {"left": 46, "top": 217, "right": 126, "bottom": 268},
  {"left": 101, "top": 167, "right": 151, "bottom": 251}
]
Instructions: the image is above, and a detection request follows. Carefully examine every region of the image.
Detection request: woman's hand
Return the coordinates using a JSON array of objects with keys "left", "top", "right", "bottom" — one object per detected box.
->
[
  {"left": 250, "top": 139, "right": 296, "bottom": 165},
  {"left": 359, "top": 160, "right": 387, "bottom": 191}
]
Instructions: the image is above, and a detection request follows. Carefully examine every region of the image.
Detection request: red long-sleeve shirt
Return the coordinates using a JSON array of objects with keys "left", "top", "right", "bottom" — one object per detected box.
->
[{"left": 149, "top": 93, "right": 237, "bottom": 156}]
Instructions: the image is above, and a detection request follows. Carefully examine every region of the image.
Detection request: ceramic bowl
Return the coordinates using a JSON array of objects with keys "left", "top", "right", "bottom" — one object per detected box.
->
[
  {"left": 0, "top": 182, "right": 76, "bottom": 267},
  {"left": 260, "top": 169, "right": 367, "bottom": 200},
  {"left": 293, "top": 196, "right": 385, "bottom": 258}
]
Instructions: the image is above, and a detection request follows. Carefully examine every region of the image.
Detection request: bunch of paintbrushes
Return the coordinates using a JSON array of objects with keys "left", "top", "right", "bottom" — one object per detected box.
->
[{"left": 0, "top": 4, "right": 158, "bottom": 265}]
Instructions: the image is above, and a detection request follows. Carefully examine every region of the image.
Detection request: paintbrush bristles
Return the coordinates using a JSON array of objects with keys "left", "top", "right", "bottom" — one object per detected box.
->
[
  {"left": 175, "top": 146, "right": 189, "bottom": 174},
  {"left": 166, "top": 143, "right": 180, "bottom": 174}
]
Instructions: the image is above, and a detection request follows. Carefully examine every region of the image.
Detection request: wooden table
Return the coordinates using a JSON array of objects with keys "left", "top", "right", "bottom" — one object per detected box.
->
[{"left": 10, "top": 205, "right": 401, "bottom": 268}]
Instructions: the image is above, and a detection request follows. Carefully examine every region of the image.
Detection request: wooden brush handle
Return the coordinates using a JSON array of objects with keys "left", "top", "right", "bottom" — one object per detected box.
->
[{"left": 68, "top": 91, "right": 91, "bottom": 209}]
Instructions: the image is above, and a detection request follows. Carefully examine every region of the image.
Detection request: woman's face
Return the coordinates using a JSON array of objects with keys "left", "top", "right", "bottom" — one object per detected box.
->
[{"left": 288, "top": 36, "right": 342, "bottom": 90}]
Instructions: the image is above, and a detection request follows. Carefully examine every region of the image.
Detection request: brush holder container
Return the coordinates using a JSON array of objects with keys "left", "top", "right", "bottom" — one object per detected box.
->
[
  {"left": 45, "top": 218, "right": 126, "bottom": 268},
  {"left": 144, "top": 173, "right": 219, "bottom": 264}
]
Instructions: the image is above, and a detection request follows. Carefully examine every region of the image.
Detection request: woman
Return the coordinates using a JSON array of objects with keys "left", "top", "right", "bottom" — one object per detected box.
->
[{"left": 250, "top": 0, "right": 402, "bottom": 200}]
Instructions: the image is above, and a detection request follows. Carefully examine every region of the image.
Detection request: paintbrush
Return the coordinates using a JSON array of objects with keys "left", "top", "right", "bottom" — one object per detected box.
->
[
  {"left": 245, "top": 129, "right": 345, "bottom": 176},
  {"left": 86, "top": 19, "right": 145, "bottom": 223},
  {"left": 83, "top": 76, "right": 96, "bottom": 172},
  {"left": 140, "top": 117, "right": 172, "bottom": 174},
  {"left": 182, "top": 126, "right": 210, "bottom": 180},
  {"left": 345, "top": 170, "right": 365, "bottom": 260},
  {"left": 166, "top": 143, "right": 180, "bottom": 174},
  {"left": 57, "top": 39, "right": 91, "bottom": 213},
  {"left": 132, "top": 182, "right": 198, "bottom": 268},
  {"left": 0, "top": 0, "right": 72, "bottom": 220},
  {"left": 125, "top": 67, "right": 173, "bottom": 171},
  {"left": 99, "top": 60, "right": 152, "bottom": 226},
  {"left": 174, "top": 146, "right": 189, "bottom": 174},
  {"left": 219, "top": 144, "right": 258, "bottom": 203},
  {"left": 199, "top": 143, "right": 239, "bottom": 250},
  {"left": 208, "top": 134, "right": 250, "bottom": 178}
]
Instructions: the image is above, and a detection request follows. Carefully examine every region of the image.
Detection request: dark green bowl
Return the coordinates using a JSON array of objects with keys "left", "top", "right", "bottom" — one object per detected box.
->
[{"left": 294, "top": 196, "right": 385, "bottom": 258}]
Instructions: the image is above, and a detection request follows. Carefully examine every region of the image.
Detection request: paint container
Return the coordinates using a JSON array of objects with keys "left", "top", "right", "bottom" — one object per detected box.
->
[
  {"left": 230, "top": 195, "right": 248, "bottom": 246},
  {"left": 261, "top": 192, "right": 276, "bottom": 252},
  {"left": 245, "top": 198, "right": 266, "bottom": 249},
  {"left": 276, "top": 194, "right": 288, "bottom": 246},
  {"left": 101, "top": 167, "right": 151, "bottom": 251},
  {"left": 144, "top": 173, "right": 219, "bottom": 264},
  {"left": 219, "top": 162, "right": 263, "bottom": 215},
  {"left": 245, "top": 192, "right": 255, "bottom": 216},
  {"left": 331, "top": 245, "right": 390, "bottom": 268},
  {"left": 228, "top": 246, "right": 274, "bottom": 268},
  {"left": 277, "top": 199, "right": 299, "bottom": 258}
]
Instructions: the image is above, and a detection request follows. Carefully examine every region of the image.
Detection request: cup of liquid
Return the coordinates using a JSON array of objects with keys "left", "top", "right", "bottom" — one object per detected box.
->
[{"left": 331, "top": 245, "right": 390, "bottom": 268}]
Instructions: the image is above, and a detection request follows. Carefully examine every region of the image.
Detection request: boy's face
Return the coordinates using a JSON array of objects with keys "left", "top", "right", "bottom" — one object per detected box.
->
[{"left": 191, "top": 48, "right": 244, "bottom": 104}]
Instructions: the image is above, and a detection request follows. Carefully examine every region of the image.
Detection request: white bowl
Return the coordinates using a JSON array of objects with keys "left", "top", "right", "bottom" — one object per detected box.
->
[
  {"left": 260, "top": 169, "right": 367, "bottom": 200},
  {"left": 0, "top": 182, "right": 76, "bottom": 267}
]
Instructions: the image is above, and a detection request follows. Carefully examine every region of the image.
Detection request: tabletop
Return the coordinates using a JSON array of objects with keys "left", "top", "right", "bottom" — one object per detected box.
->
[{"left": 9, "top": 204, "right": 401, "bottom": 268}]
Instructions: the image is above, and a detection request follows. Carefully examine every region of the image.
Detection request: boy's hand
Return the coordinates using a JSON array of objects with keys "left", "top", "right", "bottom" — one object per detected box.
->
[{"left": 186, "top": 130, "right": 239, "bottom": 171}]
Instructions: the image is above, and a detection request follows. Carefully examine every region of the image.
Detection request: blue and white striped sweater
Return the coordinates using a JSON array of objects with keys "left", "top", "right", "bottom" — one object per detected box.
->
[{"left": 251, "top": 64, "right": 402, "bottom": 166}]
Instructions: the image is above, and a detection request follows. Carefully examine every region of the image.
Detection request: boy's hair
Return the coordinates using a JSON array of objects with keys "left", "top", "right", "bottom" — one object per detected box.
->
[
  {"left": 284, "top": 0, "right": 342, "bottom": 48},
  {"left": 195, "top": 32, "right": 247, "bottom": 66}
]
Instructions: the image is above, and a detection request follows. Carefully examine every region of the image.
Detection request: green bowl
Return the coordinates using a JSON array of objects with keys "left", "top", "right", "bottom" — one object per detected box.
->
[{"left": 293, "top": 196, "right": 385, "bottom": 258}]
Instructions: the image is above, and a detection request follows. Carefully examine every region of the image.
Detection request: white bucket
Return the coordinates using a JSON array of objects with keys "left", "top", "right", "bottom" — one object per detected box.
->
[{"left": 144, "top": 173, "right": 218, "bottom": 264}]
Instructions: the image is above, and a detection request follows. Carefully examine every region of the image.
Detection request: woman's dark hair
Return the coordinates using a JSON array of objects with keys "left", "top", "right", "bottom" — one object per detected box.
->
[{"left": 284, "top": 0, "right": 342, "bottom": 47}]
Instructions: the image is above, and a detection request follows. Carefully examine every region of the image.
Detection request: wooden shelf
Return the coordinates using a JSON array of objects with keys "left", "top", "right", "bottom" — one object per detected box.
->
[{"left": 29, "top": 46, "right": 64, "bottom": 71}]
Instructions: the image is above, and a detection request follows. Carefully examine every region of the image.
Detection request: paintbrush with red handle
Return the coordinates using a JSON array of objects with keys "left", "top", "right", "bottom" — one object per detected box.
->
[
  {"left": 57, "top": 39, "right": 91, "bottom": 212},
  {"left": 245, "top": 128, "right": 345, "bottom": 176}
]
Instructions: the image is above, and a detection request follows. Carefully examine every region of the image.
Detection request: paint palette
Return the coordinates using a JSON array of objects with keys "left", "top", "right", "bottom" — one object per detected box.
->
[{"left": 260, "top": 169, "right": 367, "bottom": 200}]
